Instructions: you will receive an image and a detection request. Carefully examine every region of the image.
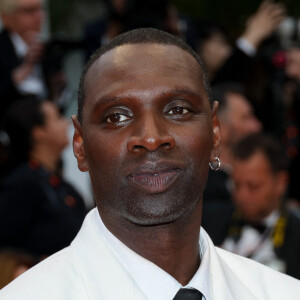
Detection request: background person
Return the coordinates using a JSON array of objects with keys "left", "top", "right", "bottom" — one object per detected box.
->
[
  {"left": 204, "top": 133, "right": 300, "bottom": 279},
  {"left": 0, "top": 28, "right": 299, "bottom": 299},
  {"left": 0, "top": 98, "right": 87, "bottom": 257},
  {"left": 196, "top": 0, "right": 286, "bottom": 84},
  {"left": 203, "top": 82, "right": 262, "bottom": 203},
  {"left": 0, "top": 0, "right": 66, "bottom": 120}
]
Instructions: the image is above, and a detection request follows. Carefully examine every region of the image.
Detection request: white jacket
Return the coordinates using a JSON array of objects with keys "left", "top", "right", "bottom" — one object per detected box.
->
[{"left": 1, "top": 209, "right": 300, "bottom": 299}]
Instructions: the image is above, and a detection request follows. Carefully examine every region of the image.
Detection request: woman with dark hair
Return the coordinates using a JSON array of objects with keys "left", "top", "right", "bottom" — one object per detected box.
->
[{"left": 0, "top": 99, "right": 87, "bottom": 257}]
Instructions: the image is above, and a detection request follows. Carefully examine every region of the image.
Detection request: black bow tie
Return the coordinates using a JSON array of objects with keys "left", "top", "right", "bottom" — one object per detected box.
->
[
  {"left": 173, "top": 288, "right": 203, "bottom": 300},
  {"left": 246, "top": 222, "right": 267, "bottom": 234}
]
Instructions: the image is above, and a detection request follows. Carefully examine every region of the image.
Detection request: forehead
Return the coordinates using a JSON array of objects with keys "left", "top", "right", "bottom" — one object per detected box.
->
[
  {"left": 83, "top": 43, "right": 207, "bottom": 114},
  {"left": 233, "top": 152, "right": 272, "bottom": 177},
  {"left": 92, "top": 43, "right": 202, "bottom": 76}
]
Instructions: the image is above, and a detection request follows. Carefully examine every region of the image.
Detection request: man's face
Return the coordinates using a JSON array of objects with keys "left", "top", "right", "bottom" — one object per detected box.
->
[
  {"left": 2, "top": 0, "right": 43, "bottom": 36},
  {"left": 74, "top": 43, "right": 220, "bottom": 226},
  {"left": 221, "top": 93, "right": 261, "bottom": 144},
  {"left": 39, "top": 102, "right": 69, "bottom": 153},
  {"left": 232, "top": 152, "right": 286, "bottom": 223}
]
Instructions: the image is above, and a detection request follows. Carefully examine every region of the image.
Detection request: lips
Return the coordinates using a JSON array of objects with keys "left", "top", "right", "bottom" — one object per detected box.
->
[{"left": 128, "top": 162, "right": 183, "bottom": 194}]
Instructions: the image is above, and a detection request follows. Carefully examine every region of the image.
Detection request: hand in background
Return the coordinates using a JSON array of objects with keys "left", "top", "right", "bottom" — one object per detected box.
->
[
  {"left": 12, "top": 32, "right": 44, "bottom": 84},
  {"left": 242, "top": 0, "right": 286, "bottom": 49}
]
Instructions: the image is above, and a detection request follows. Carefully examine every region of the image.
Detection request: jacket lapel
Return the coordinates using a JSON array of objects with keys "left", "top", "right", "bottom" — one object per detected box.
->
[
  {"left": 70, "top": 209, "right": 147, "bottom": 300},
  {"left": 70, "top": 210, "right": 260, "bottom": 300},
  {"left": 0, "top": 29, "right": 22, "bottom": 69},
  {"left": 202, "top": 229, "right": 259, "bottom": 300}
]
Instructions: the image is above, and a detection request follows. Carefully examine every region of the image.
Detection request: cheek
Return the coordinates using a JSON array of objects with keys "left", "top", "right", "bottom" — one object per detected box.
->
[
  {"left": 175, "top": 127, "right": 212, "bottom": 178},
  {"left": 248, "top": 185, "right": 272, "bottom": 211},
  {"left": 19, "top": 17, "right": 30, "bottom": 29},
  {"left": 19, "top": 17, "right": 38, "bottom": 32},
  {"left": 261, "top": 185, "right": 276, "bottom": 205},
  {"left": 55, "top": 123, "right": 68, "bottom": 139},
  {"left": 85, "top": 132, "right": 127, "bottom": 175},
  {"left": 180, "top": 124, "right": 213, "bottom": 155}
]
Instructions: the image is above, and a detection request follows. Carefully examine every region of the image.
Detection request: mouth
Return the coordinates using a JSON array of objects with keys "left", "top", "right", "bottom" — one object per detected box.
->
[{"left": 128, "top": 162, "right": 183, "bottom": 194}]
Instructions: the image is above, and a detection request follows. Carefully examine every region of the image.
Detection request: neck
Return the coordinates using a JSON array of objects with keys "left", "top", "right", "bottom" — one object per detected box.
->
[
  {"left": 244, "top": 206, "right": 280, "bottom": 224},
  {"left": 30, "top": 146, "right": 60, "bottom": 173},
  {"left": 100, "top": 200, "right": 202, "bottom": 285}
]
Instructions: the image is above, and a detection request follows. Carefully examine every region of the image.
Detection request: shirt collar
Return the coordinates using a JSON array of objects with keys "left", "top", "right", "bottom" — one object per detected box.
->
[
  {"left": 95, "top": 213, "right": 212, "bottom": 300},
  {"left": 263, "top": 210, "right": 280, "bottom": 228},
  {"left": 10, "top": 32, "right": 28, "bottom": 57},
  {"left": 186, "top": 231, "right": 212, "bottom": 300}
]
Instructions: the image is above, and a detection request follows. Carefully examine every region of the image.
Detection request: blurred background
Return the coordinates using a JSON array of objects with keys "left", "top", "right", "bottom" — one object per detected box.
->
[
  {"left": 1, "top": 0, "right": 300, "bottom": 287},
  {"left": 48, "top": 0, "right": 300, "bottom": 33}
]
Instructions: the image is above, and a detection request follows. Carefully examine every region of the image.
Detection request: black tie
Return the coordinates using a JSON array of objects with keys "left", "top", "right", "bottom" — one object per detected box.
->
[
  {"left": 173, "top": 288, "right": 203, "bottom": 300},
  {"left": 249, "top": 223, "right": 267, "bottom": 234}
]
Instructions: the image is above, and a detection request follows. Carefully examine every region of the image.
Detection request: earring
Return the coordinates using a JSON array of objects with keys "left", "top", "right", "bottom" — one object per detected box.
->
[{"left": 209, "top": 156, "right": 221, "bottom": 171}]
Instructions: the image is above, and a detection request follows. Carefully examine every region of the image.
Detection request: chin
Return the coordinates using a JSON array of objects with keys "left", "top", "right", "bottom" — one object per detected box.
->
[
  {"left": 125, "top": 210, "right": 183, "bottom": 226},
  {"left": 243, "top": 211, "right": 263, "bottom": 223},
  {"left": 124, "top": 193, "right": 199, "bottom": 226}
]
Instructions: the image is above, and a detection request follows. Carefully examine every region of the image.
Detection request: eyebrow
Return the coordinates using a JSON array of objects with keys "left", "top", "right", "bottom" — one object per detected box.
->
[
  {"left": 163, "top": 87, "right": 202, "bottom": 99},
  {"left": 93, "top": 86, "right": 203, "bottom": 109},
  {"left": 95, "top": 95, "right": 123, "bottom": 105}
]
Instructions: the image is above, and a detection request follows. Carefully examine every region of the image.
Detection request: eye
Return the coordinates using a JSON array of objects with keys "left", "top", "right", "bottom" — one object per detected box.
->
[
  {"left": 166, "top": 106, "right": 189, "bottom": 115},
  {"left": 106, "top": 113, "right": 131, "bottom": 124}
]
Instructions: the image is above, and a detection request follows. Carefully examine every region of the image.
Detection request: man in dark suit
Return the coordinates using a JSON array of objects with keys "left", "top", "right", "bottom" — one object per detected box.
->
[
  {"left": 203, "top": 133, "right": 300, "bottom": 279},
  {"left": 0, "top": 0, "right": 64, "bottom": 120}
]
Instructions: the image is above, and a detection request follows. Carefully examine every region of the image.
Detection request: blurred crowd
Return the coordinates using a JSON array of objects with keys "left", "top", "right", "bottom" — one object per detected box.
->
[{"left": 1, "top": 0, "right": 300, "bottom": 289}]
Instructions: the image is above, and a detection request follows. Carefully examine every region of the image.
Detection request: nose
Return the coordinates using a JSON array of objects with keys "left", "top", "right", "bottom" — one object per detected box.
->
[
  {"left": 127, "top": 113, "right": 175, "bottom": 153},
  {"left": 250, "top": 116, "right": 262, "bottom": 133},
  {"left": 234, "top": 183, "right": 250, "bottom": 204}
]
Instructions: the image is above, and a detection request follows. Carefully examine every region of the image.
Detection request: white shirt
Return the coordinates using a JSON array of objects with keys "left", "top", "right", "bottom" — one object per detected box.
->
[
  {"left": 96, "top": 213, "right": 212, "bottom": 300},
  {"left": 236, "top": 37, "right": 257, "bottom": 57},
  {"left": 10, "top": 32, "right": 47, "bottom": 98},
  {"left": 222, "top": 210, "right": 286, "bottom": 272},
  {"left": 1, "top": 208, "right": 300, "bottom": 299}
]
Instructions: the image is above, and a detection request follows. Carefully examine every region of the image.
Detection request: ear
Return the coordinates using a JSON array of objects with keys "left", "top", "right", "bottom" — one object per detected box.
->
[
  {"left": 72, "top": 115, "right": 89, "bottom": 172},
  {"left": 32, "top": 126, "right": 46, "bottom": 144},
  {"left": 210, "top": 101, "right": 221, "bottom": 161}
]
